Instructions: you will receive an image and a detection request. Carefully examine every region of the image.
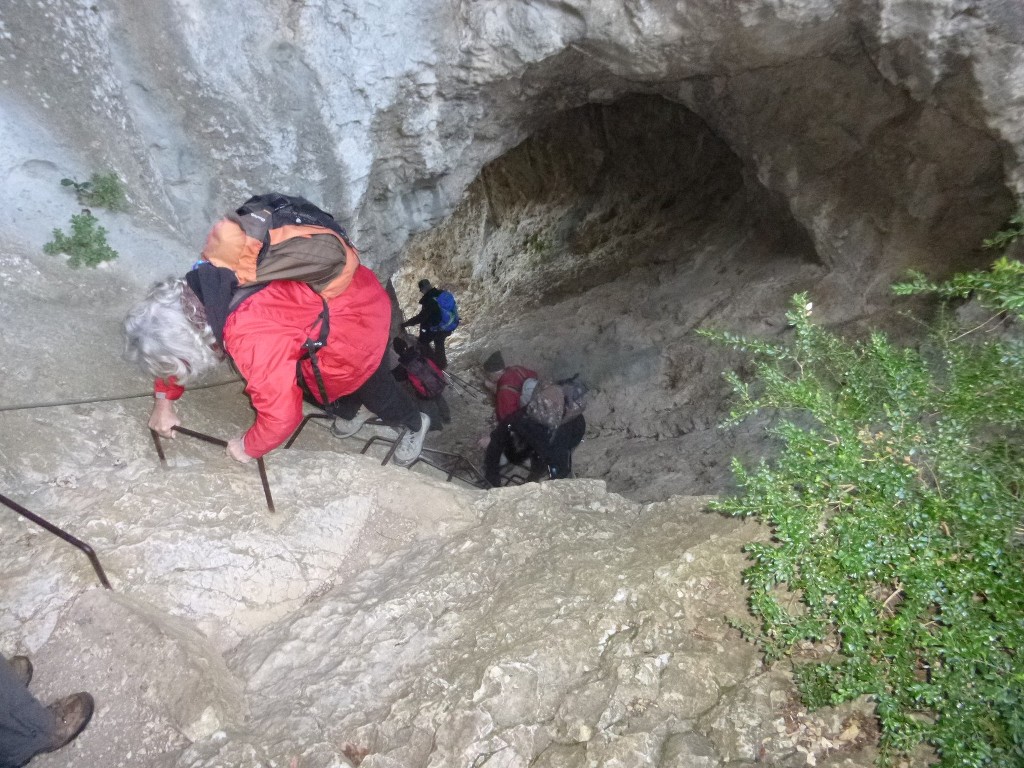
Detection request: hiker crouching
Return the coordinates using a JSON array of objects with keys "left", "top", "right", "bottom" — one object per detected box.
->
[
  {"left": 480, "top": 350, "right": 585, "bottom": 488},
  {"left": 123, "top": 194, "right": 430, "bottom": 467}
]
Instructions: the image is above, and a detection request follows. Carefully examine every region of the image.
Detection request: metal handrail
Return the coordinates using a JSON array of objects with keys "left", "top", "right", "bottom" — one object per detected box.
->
[
  {"left": 150, "top": 427, "right": 276, "bottom": 513},
  {"left": 283, "top": 406, "right": 510, "bottom": 489},
  {"left": 358, "top": 436, "right": 489, "bottom": 487},
  {"left": 283, "top": 412, "right": 334, "bottom": 448},
  {"left": 0, "top": 492, "right": 112, "bottom": 589}
]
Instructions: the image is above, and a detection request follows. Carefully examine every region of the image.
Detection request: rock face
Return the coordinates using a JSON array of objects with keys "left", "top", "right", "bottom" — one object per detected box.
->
[
  {"left": 1, "top": 3, "right": 1021, "bottom": 766},
  {"left": 0, "top": 0, "right": 1019, "bottom": 280},
  {"left": 2, "top": 1, "right": 1019, "bottom": 502}
]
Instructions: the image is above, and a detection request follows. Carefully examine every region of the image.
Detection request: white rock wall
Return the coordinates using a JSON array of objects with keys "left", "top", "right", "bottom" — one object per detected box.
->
[{"left": 1, "top": 0, "right": 1019, "bottom": 280}]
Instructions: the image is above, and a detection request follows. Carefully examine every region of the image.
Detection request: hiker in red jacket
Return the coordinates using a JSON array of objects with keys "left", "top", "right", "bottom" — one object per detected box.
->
[
  {"left": 479, "top": 350, "right": 584, "bottom": 487},
  {"left": 124, "top": 204, "right": 430, "bottom": 467}
]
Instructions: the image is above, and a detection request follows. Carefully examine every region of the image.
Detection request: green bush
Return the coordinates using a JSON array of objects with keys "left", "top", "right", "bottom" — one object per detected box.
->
[
  {"left": 60, "top": 171, "right": 127, "bottom": 211},
  {"left": 44, "top": 211, "right": 119, "bottom": 268},
  {"left": 701, "top": 225, "right": 1024, "bottom": 766}
]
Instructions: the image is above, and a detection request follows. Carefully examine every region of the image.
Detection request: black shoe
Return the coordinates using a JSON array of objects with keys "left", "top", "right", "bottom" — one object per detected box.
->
[
  {"left": 9, "top": 656, "right": 32, "bottom": 687},
  {"left": 44, "top": 692, "right": 94, "bottom": 753}
]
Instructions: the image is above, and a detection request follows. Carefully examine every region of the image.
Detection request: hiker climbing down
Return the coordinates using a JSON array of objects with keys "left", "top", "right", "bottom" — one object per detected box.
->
[
  {"left": 400, "top": 278, "right": 459, "bottom": 369},
  {"left": 479, "top": 350, "right": 586, "bottom": 487},
  {"left": 392, "top": 336, "right": 452, "bottom": 430},
  {"left": 124, "top": 193, "right": 430, "bottom": 467}
]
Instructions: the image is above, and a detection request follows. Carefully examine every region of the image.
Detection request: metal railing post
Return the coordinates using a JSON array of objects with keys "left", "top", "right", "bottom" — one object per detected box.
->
[
  {"left": 150, "top": 427, "right": 276, "bottom": 513},
  {"left": 0, "top": 493, "right": 112, "bottom": 589}
]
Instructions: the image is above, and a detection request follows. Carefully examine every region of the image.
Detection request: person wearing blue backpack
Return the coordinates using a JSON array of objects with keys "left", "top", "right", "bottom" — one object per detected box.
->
[{"left": 401, "top": 278, "right": 459, "bottom": 369}]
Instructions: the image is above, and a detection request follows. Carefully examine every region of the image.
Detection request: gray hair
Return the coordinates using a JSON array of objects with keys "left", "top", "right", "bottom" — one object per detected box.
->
[{"left": 123, "top": 277, "right": 223, "bottom": 384}]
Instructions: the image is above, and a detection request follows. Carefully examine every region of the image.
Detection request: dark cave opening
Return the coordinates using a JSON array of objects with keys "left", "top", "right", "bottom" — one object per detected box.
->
[{"left": 464, "top": 93, "right": 819, "bottom": 306}]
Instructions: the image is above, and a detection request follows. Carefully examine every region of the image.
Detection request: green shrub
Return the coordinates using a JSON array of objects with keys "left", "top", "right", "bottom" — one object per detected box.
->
[
  {"left": 44, "top": 211, "right": 119, "bottom": 268},
  {"left": 701, "top": 224, "right": 1024, "bottom": 766},
  {"left": 60, "top": 171, "right": 127, "bottom": 211}
]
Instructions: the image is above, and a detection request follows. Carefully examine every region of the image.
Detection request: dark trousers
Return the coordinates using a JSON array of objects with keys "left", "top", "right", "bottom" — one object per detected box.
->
[
  {"left": 484, "top": 414, "right": 585, "bottom": 487},
  {"left": 417, "top": 329, "right": 451, "bottom": 369},
  {"left": 305, "top": 355, "right": 422, "bottom": 432},
  {"left": 0, "top": 655, "right": 53, "bottom": 768},
  {"left": 394, "top": 379, "right": 451, "bottom": 431}
]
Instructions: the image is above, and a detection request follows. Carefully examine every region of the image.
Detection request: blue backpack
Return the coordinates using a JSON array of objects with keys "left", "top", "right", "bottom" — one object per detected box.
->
[{"left": 433, "top": 290, "right": 460, "bottom": 333}]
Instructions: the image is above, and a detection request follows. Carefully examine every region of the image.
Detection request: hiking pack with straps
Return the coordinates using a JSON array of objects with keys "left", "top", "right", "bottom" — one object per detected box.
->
[
  {"left": 227, "top": 192, "right": 357, "bottom": 306},
  {"left": 405, "top": 354, "right": 447, "bottom": 399},
  {"left": 432, "top": 290, "right": 460, "bottom": 333},
  {"left": 523, "top": 374, "right": 589, "bottom": 431},
  {"left": 191, "top": 193, "right": 359, "bottom": 408}
]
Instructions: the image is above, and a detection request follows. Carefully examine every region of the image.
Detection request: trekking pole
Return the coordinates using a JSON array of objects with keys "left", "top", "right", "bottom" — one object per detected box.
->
[
  {"left": 149, "top": 427, "right": 276, "bottom": 513},
  {"left": 444, "top": 371, "right": 487, "bottom": 401},
  {"left": 0, "top": 492, "right": 113, "bottom": 589}
]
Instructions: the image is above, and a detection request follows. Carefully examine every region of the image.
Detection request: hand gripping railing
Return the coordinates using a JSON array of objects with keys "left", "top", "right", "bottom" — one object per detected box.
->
[
  {"left": 0, "top": 492, "right": 113, "bottom": 589},
  {"left": 150, "top": 426, "right": 276, "bottom": 513}
]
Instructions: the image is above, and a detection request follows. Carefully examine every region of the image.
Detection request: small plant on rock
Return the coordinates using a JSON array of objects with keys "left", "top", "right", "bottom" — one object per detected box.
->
[
  {"left": 60, "top": 171, "right": 127, "bottom": 211},
  {"left": 701, "top": 216, "right": 1024, "bottom": 767},
  {"left": 44, "top": 210, "right": 118, "bottom": 268}
]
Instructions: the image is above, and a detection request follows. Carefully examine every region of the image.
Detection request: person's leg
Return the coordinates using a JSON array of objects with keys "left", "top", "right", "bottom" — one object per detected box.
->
[
  {"left": 432, "top": 332, "right": 450, "bottom": 369},
  {"left": 418, "top": 330, "right": 446, "bottom": 368},
  {"left": 353, "top": 359, "right": 430, "bottom": 466},
  {"left": 352, "top": 360, "right": 422, "bottom": 432},
  {"left": 435, "top": 394, "right": 451, "bottom": 424},
  {"left": 484, "top": 424, "right": 514, "bottom": 487},
  {"left": 0, "top": 655, "right": 55, "bottom": 768},
  {"left": 417, "top": 394, "right": 443, "bottom": 432},
  {"left": 545, "top": 416, "right": 586, "bottom": 479}
]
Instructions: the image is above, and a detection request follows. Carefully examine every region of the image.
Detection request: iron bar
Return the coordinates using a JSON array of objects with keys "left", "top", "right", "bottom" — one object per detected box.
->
[
  {"left": 149, "top": 426, "right": 275, "bottom": 513},
  {"left": 150, "top": 428, "right": 166, "bottom": 465},
  {"left": 256, "top": 457, "right": 275, "bottom": 513},
  {"left": 283, "top": 412, "right": 333, "bottom": 448},
  {"left": 171, "top": 425, "right": 226, "bottom": 447},
  {"left": 0, "top": 492, "right": 112, "bottom": 589}
]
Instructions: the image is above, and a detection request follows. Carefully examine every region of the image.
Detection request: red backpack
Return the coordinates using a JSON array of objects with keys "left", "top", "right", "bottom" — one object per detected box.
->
[{"left": 405, "top": 355, "right": 446, "bottom": 399}]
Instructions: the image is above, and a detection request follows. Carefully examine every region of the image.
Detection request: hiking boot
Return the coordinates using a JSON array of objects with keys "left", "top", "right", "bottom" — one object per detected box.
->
[
  {"left": 44, "top": 692, "right": 94, "bottom": 753},
  {"left": 8, "top": 655, "right": 32, "bottom": 687},
  {"left": 392, "top": 413, "right": 430, "bottom": 467},
  {"left": 331, "top": 406, "right": 372, "bottom": 438}
]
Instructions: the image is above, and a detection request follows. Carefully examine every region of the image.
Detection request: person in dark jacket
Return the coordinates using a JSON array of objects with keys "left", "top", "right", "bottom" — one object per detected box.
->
[{"left": 401, "top": 279, "right": 455, "bottom": 368}]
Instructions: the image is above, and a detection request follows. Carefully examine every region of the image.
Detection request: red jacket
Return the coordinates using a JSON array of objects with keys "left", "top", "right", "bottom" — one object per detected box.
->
[
  {"left": 158, "top": 265, "right": 390, "bottom": 458},
  {"left": 495, "top": 365, "right": 538, "bottom": 422}
]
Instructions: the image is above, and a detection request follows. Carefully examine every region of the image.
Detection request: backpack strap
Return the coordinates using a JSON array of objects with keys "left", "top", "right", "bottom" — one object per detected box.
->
[{"left": 300, "top": 298, "right": 332, "bottom": 406}]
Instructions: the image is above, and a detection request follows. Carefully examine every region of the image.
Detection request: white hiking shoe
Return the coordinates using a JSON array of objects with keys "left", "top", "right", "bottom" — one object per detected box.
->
[
  {"left": 392, "top": 413, "right": 430, "bottom": 467},
  {"left": 331, "top": 406, "right": 373, "bottom": 438}
]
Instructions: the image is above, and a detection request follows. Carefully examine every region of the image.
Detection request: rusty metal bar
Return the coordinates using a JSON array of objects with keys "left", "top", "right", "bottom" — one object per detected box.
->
[
  {"left": 171, "top": 425, "right": 226, "bottom": 447},
  {"left": 0, "top": 492, "right": 112, "bottom": 589},
  {"left": 283, "top": 412, "right": 333, "bottom": 448},
  {"left": 359, "top": 432, "right": 404, "bottom": 466},
  {"left": 150, "top": 428, "right": 167, "bottom": 465},
  {"left": 256, "top": 457, "right": 275, "bottom": 513},
  {"left": 150, "top": 427, "right": 275, "bottom": 513}
]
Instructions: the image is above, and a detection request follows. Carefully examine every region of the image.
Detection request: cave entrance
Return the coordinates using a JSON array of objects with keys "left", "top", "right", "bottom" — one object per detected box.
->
[
  {"left": 395, "top": 94, "right": 821, "bottom": 500},
  {"left": 399, "top": 93, "right": 816, "bottom": 311}
]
